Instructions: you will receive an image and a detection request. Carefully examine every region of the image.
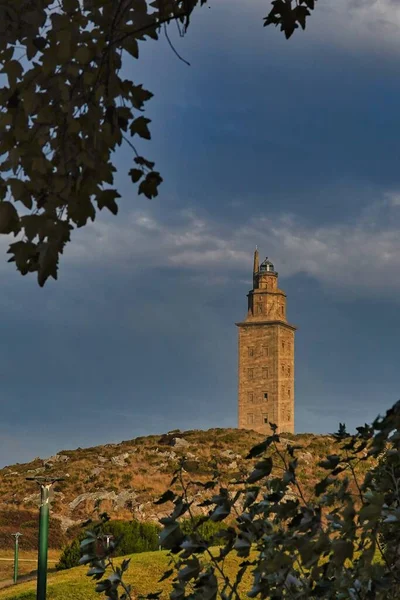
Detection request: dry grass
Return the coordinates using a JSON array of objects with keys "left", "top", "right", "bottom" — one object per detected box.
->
[{"left": 0, "top": 428, "right": 376, "bottom": 551}]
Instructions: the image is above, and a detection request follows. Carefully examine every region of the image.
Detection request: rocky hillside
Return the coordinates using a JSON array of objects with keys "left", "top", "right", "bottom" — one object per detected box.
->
[{"left": 0, "top": 428, "right": 373, "bottom": 549}]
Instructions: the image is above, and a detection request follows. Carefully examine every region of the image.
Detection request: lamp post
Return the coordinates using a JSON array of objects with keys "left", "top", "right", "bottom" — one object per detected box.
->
[
  {"left": 11, "top": 532, "right": 22, "bottom": 584},
  {"left": 26, "top": 476, "right": 64, "bottom": 600}
]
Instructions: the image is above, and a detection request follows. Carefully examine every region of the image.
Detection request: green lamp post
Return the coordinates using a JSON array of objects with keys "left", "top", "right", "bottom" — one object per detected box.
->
[
  {"left": 26, "top": 476, "right": 64, "bottom": 600},
  {"left": 11, "top": 532, "right": 22, "bottom": 584}
]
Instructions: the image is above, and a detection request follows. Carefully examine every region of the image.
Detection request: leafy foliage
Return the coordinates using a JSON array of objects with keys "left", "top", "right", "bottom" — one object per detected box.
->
[
  {"left": 57, "top": 518, "right": 160, "bottom": 570},
  {"left": 0, "top": 0, "right": 317, "bottom": 285},
  {"left": 56, "top": 536, "right": 82, "bottom": 571},
  {"left": 81, "top": 401, "right": 400, "bottom": 599},
  {"left": 264, "top": 0, "right": 317, "bottom": 39}
]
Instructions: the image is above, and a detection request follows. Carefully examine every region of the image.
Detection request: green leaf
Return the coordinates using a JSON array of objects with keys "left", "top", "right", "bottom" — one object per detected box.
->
[
  {"left": 209, "top": 502, "right": 231, "bottom": 522},
  {"left": 9, "top": 178, "right": 32, "bottom": 209},
  {"left": 159, "top": 522, "right": 183, "bottom": 551},
  {"left": 75, "top": 45, "right": 91, "bottom": 64},
  {"left": 130, "top": 116, "right": 151, "bottom": 139},
  {"left": 247, "top": 457, "right": 273, "bottom": 484},
  {"left": 318, "top": 454, "right": 341, "bottom": 470},
  {"left": 314, "top": 476, "right": 334, "bottom": 497},
  {"left": 96, "top": 189, "right": 121, "bottom": 215},
  {"left": 131, "top": 84, "right": 153, "bottom": 110},
  {"left": 33, "top": 37, "right": 47, "bottom": 51},
  {"left": 3, "top": 60, "right": 23, "bottom": 89},
  {"left": 38, "top": 241, "right": 59, "bottom": 287},
  {"left": 154, "top": 490, "right": 175, "bottom": 505},
  {"left": 120, "top": 558, "right": 131, "bottom": 573},
  {"left": 246, "top": 435, "right": 279, "bottom": 459},
  {"left": 138, "top": 171, "right": 163, "bottom": 199},
  {"left": 20, "top": 215, "right": 46, "bottom": 241},
  {"left": 331, "top": 539, "right": 353, "bottom": 566},
  {"left": 123, "top": 38, "right": 139, "bottom": 59},
  {"left": 62, "top": 0, "right": 80, "bottom": 11},
  {"left": 158, "top": 568, "right": 174, "bottom": 582},
  {"left": 134, "top": 156, "right": 155, "bottom": 170},
  {"left": 0, "top": 201, "right": 20, "bottom": 234},
  {"left": 170, "top": 582, "right": 186, "bottom": 600},
  {"left": 57, "top": 28, "right": 73, "bottom": 62},
  {"left": 129, "top": 168, "right": 144, "bottom": 183},
  {"left": 178, "top": 558, "right": 201, "bottom": 582},
  {"left": 7, "top": 241, "right": 37, "bottom": 275},
  {"left": 359, "top": 495, "right": 384, "bottom": 523}
]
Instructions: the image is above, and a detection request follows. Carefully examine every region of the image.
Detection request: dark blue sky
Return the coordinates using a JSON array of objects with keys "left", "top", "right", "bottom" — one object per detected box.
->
[{"left": 2, "top": 0, "right": 400, "bottom": 466}]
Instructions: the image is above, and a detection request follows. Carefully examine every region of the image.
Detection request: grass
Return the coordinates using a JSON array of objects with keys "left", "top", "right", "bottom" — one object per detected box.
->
[
  {"left": 0, "top": 550, "right": 60, "bottom": 583},
  {"left": 0, "top": 550, "right": 253, "bottom": 600}
]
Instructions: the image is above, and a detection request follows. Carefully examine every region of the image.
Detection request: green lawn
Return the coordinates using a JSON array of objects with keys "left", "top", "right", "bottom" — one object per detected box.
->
[
  {"left": 0, "top": 550, "right": 253, "bottom": 600},
  {"left": 0, "top": 550, "right": 60, "bottom": 583}
]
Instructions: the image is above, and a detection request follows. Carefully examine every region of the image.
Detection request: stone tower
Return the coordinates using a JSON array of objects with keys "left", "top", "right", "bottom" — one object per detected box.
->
[{"left": 236, "top": 249, "right": 296, "bottom": 434}]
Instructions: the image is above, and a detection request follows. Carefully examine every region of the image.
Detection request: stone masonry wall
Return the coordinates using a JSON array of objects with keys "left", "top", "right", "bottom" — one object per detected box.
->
[{"left": 237, "top": 269, "right": 295, "bottom": 434}]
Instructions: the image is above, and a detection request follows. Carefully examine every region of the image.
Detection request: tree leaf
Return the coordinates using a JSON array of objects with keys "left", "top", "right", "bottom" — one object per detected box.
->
[
  {"left": 38, "top": 241, "right": 59, "bottom": 287},
  {"left": 96, "top": 189, "right": 121, "bottom": 215},
  {"left": 129, "top": 168, "right": 144, "bottom": 183},
  {"left": 138, "top": 171, "right": 163, "bottom": 199},
  {"left": 130, "top": 116, "right": 151, "bottom": 139},
  {"left": 246, "top": 435, "right": 279, "bottom": 459},
  {"left": 33, "top": 37, "right": 47, "bottom": 51},
  {"left": 159, "top": 522, "right": 183, "bottom": 551},
  {"left": 178, "top": 558, "right": 201, "bottom": 582},
  {"left": 158, "top": 568, "right": 174, "bottom": 582},
  {"left": 247, "top": 457, "right": 273, "bottom": 484},
  {"left": 154, "top": 490, "right": 175, "bottom": 505},
  {"left": 0, "top": 201, "right": 19, "bottom": 234}
]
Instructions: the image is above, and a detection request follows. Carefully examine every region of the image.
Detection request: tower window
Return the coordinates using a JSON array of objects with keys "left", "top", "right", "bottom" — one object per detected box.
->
[
  {"left": 257, "top": 304, "right": 263, "bottom": 314},
  {"left": 288, "top": 389, "right": 291, "bottom": 398},
  {"left": 248, "top": 368, "right": 253, "bottom": 380},
  {"left": 280, "top": 306, "right": 284, "bottom": 316},
  {"left": 263, "top": 414, "right": 268, "bottom": 424},
  {"left": 262, "top": 346, "right": 269, "bottom": 357},
  {"left": 263, "top": 392, "right": 268, "bottom": 401},
  {"left": 247, "top": 413, "right": 254, "bottom": 425},
  {"left": 262, "top": 367, "right": 268, "bottom": 379},
  {"left": 248, "top": 347, "right": 254, "bottom": 357},
  {"left": 287, "top": 366, "right": 291, "bottom": 376},
  {"left": 248, "top": 392, "right": 254, "bottom": 403},
  {"left": 282, "top": 341, "right": 285, "bottom": 350},
  {"left": 281, "top": 364, "right": 285, "bottom": 375}
]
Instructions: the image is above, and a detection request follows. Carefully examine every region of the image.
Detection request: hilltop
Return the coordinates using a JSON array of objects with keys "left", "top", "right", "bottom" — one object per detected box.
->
[{"left": 0, "top": 428, "right": 372, "bottom": 549}]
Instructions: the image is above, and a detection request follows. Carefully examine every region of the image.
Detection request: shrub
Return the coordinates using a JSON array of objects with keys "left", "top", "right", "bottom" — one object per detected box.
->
[
  {"left": 56, "top": 519, "right": 161, "bottom": 570},
  {"left": 56, "top": 537, "right": 81, "bottom": 570},
  {"left": 181, "top": 516, "right": 228, "bottom": 546}
]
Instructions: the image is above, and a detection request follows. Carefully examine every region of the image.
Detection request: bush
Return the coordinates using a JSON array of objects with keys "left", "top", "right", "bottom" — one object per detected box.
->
[
  {"left": 56, "top": 519, "right": 161, "bottom": 570},
  {"left": 181, "top": 516, "right": 228, "bottom": 546},
  {"left": 56, "top": 538, "right": 81, "bottom": 570}
]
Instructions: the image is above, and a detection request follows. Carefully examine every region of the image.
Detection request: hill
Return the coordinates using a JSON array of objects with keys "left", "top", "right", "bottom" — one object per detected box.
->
[{"left": 0, "top": 427, "right": 373, "bottom": 550}]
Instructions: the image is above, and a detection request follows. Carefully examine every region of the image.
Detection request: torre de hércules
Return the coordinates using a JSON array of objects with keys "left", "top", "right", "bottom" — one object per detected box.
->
[{"left": 236, "top": 249, "right": 296, "bottom": 434}]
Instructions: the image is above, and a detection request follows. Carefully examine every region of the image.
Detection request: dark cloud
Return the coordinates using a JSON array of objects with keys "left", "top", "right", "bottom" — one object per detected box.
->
[{"left": 2, "top": 0, "right": 400, "bottom": 466}]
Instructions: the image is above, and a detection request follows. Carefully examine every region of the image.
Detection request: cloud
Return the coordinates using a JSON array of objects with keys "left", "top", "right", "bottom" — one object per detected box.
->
[
  {"left": 59, "top": 192, "right": 400, "bottom": 298},
  {"left": 308, "top": 0, "right": 400, "bottom": 53}
]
